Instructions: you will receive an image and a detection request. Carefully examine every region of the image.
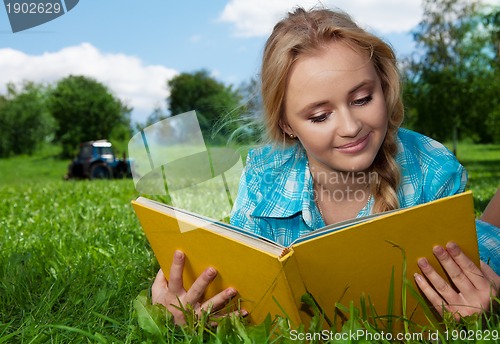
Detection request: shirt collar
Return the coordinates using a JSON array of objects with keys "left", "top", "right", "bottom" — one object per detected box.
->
[
  {"left": 301, "top": 160, "right": 325, "bottom": 228},
  {"left": 251, "top": 144, "right": 323, "bottom": 228}
]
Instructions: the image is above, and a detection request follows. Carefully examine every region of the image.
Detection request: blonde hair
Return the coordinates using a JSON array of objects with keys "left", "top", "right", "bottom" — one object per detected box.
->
[{"left": 261, "top": 7, "right": 403, "bottom": 213}]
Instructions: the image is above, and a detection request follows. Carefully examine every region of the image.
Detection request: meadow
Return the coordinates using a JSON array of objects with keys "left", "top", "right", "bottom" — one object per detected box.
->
[{"left": 0, "top": 142, "right": 499, "bottom": 343}]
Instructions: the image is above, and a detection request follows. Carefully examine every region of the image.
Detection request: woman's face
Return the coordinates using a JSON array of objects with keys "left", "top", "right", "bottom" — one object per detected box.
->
[{"left": 283, "top": 41, "right": 388, "bottom": 174}]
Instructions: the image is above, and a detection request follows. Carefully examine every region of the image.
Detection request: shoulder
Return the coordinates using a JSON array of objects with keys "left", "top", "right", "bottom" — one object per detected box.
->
[
  {"left": 397, "top": 128, "right": 453, "bottom": 160},
  {"left": 237, "top": 143, "right": 307, "bottom": 202},
  {"left": 231, "top": 143, "right": 308, "bottom": 232},
  {"left": 395, "top": 128, "right": 467, "bottom": 204},
  {"left": 245, "top": 143, "right": 305, "bottom": 175}
]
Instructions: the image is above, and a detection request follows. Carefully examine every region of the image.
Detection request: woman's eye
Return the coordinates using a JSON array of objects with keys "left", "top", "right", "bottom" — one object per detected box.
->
[
  {"left": 351, "top": 95, "right": 372, "bottom": 106},
  {"left": 310, "top": 113, "right": 330, "bottom": 123}
]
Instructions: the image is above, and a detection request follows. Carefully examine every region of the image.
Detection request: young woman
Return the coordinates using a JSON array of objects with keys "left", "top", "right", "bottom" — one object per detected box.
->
[{"left": 152, "top": 7, "right": 500, "bottom": 324}]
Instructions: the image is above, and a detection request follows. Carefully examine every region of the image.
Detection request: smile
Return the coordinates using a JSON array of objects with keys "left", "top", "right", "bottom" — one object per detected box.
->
[{"left": 335, "top": 134, "right": 370, "bottom": 154}]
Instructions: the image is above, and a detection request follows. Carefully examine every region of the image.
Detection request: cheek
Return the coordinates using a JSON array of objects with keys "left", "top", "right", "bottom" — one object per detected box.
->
[
  {"left": 368, "top": 101, "right": 388, "bottom": 129},
  {"left": 297, "top": 125, "right": 334, "bottom": 151}
]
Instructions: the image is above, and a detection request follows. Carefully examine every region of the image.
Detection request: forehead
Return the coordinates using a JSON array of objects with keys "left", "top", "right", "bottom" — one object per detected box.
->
[{"left": 287, "top": 41, "right": 376, "bottom": 92}]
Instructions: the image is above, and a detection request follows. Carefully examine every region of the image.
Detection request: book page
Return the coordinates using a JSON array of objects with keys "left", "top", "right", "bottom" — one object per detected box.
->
[
  {"left": 291, "top": 192, "right": 478, "bottom": 329},
  {"left": 135, "top": 197, "right": 285, "bottom": 256},
  {"left": 291, "top": 209, "right": 397, "bottom": 245}
]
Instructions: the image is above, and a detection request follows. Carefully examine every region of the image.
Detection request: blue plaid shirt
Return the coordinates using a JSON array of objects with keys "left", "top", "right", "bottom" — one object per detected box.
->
[{"left": 230, "top": 128, "right": 500, "bottom": 273}]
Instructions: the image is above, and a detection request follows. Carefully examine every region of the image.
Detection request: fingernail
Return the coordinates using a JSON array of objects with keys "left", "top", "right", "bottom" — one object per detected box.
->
[
  {"left": 206, "top": 267, "right": 216, "bottom": 277},
  {"left": 446, "top": 242, "right": 459, "bottom": 255},
  {"left": 433, "top": 245, "right": 446, "bottom": 257},
  {"left": 227, "top": 288, "right": 236, "bottom": 297},
  {"left": 418, "top": 257, "right": 429, "bottom": 268},
  {"left": 240, "top": 310, "right": 249, "bottom": 317},
  {"left": 175, "top": 250, "right": 184, "bottom": 259},
  {"left": 414, "top": 273, "right": 423, "bottom": 282}
]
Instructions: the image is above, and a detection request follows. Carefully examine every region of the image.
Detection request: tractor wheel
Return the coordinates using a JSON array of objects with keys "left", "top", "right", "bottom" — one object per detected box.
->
[
  {"left": 114, "top": 161, "right": 128, "bottom": 179},
  {"left": 90, "top": 163, "right": 112, "bottom": 180}
]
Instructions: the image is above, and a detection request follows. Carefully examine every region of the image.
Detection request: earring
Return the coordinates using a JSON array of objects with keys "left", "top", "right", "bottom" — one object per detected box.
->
[{"left": 289, "top": 134, "right": 295, "bottom": 139}]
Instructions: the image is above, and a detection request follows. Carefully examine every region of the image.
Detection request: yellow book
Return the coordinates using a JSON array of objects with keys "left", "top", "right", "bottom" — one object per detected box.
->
[{"left": 132, "top": 191, "right": 479, "bottom": 328}]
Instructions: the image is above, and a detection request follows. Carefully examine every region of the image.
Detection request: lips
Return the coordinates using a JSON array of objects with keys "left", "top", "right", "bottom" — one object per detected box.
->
[{"left": 335, "top": 134, "right": 370, "bottom": 153}]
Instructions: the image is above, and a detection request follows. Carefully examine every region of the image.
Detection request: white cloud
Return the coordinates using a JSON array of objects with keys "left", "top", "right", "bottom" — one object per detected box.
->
[
  {"left": 218, "top": 0, "right": 423, "bottom": 37},
  {"left": 0, "top": 43, "right": 178, "bottom": 122},
  {"left": 210, "top": 69, "right": 221, "bottom": 79}
]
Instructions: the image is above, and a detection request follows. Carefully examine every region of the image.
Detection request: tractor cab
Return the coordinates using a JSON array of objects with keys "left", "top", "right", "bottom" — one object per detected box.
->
[{"left": 66, "top": 140, "right": 131, "bottom": 179}]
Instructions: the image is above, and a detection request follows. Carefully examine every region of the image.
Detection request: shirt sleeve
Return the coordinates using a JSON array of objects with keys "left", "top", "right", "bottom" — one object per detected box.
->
[
  {"left": 229, "top": 151, "right": 275, "bottom": 240},
  {"left": 476, "top": 219, "right": 500, "bottom": 275},
  {"left": 396, "top": 129, "right": 468, "bottom": 204},
  {"left": 424, "top": 157, "right": 468, "bottom": 202}
]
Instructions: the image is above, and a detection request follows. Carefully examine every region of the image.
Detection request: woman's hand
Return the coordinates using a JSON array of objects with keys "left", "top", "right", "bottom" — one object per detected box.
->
[
  {"left": 151, "top": 250, "right": 246, "bottom": 325},
  {"left": 414, "top": 242, "right": 500, "bottom": 320}
]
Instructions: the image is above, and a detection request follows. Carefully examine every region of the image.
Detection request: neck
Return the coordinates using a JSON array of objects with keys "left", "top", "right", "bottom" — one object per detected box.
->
[
  {"left": 309, "top": 162, "right": 374, "bottom": 216},
  {"left": 310, "top": 164, "right": 372, "bottom": 194}
]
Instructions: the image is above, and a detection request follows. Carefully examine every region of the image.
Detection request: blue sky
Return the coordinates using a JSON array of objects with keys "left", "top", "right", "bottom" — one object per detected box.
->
[
  {"left": 0, "top": 1, "right": 267, "bottom": 82},
  {"left": 0, "top": 0, "right": 445, "bottom": 123}
]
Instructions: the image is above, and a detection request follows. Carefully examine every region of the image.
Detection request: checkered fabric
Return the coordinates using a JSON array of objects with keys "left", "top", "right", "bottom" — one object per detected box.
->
[{"left": 230, "top": 128, "right": 498, "bottom": 273}]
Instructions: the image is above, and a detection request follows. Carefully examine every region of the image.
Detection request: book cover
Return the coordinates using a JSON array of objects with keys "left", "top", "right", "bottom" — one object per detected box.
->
[{"left": 132, "top": 191, "right": 479, "bottom": 327}]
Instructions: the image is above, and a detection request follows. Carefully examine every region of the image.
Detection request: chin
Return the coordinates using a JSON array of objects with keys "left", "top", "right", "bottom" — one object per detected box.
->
[{"left": 333, "top": 155, "right": 377, "bottom": 173}]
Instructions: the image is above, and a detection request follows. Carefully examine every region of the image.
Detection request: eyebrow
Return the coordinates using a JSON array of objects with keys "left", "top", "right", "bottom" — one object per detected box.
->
[
  {"left": 296, "top": 100, "right": 330, "bottom": 117},
  {"left": 348, "top": 79, "right": 375, "bottom": 95},
  {"left": 295, "top": 79, "right": 375, "bottom": 117}
]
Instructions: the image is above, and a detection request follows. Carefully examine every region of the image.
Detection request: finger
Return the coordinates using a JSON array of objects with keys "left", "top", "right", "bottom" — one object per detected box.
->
[
  {"left": 480, "top": 261, "right": 500, "bottom": 294},
  {"left": 227, "top": 309, "right": 249, "bottom": 318},
  {"left": 200, "top": 288, "right": 237, "bottom": 313},
  {"left": 184, "top": 267, "right": 217, "bottom": 305},
  {"left": 445, "top": 242, "right": 487, "bottom": 289},
  {"left": 168, "top": 250, "right": 185, "bottom": 293},
  {"left": 151, "top": 269, "right": 168, "bottom": 304},
  {"left": 414, "top": 272, "right": 447, "bottom": 316},
  {"left": 433, "top": 244, "right": 475, "bottom": 294},
  {"left": 152, "top": 269, "right": 167, "bottom": 291},
  {"left": 418, "top": 257, "right": 460, "bottom": 305}
]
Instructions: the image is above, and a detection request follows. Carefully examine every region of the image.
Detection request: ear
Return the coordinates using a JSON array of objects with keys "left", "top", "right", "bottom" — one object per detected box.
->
[{"left": 279, "top": 119, "right": 294, "bottom": 137}]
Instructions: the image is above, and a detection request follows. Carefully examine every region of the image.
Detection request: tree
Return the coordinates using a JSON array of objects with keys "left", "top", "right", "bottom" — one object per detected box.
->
[
  {"left": 167, "top": 70, "right": 242, "bottom": 144},
  {"left": 134, "top": 106, "right": 168, "bottom": 133},
  {"left": 0, "top": 94, "right": 9, "bottom": 157},
  {"left": 0, "top": 82, "right": 55, "bottom": 157},
  {"left": 482, "top": 5, "right": 500, "bottom": 142},
  {"left": 49, "top": 75, "right": 131, "bottom": 157},
  {"left": 403, "top": 0, "right": 500, "bottom": 151}
]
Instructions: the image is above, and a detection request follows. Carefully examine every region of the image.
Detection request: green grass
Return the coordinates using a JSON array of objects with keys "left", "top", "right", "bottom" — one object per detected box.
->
[
  {"left": 452, "top": 142, "right": 500, "bottom": 214},
  {"left": 0, "top": 142, "right": 499, "bottom": 343},
  {"left": 0, "top": 146, "right": 68, "bottom": 185},
  {"left": 0, "top": 179, "right": 156, "bottom": 342}
]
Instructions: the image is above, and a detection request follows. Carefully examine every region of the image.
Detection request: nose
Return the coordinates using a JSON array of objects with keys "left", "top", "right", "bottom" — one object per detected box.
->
[{"left": 337, "top": 108, "right": 362, "bottom": 137}]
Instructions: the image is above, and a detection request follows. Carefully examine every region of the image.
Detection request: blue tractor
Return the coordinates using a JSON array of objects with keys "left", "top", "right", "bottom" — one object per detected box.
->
[{"left": 66, "top": 140, "right": 132, "bottom": 179}]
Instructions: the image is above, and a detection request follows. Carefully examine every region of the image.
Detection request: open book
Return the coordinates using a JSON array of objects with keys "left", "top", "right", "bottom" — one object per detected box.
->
[{"left": 132, "top": 191, "right": 479, "bottom": 328}]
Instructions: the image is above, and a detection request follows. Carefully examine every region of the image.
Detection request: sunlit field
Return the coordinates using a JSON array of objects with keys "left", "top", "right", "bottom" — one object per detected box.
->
[{"left": 0, "top": 142, "right": 498, "bottom": 342}]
